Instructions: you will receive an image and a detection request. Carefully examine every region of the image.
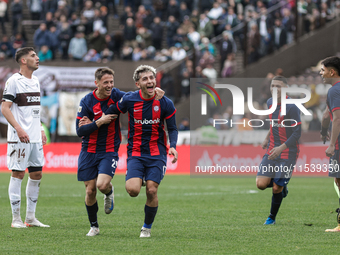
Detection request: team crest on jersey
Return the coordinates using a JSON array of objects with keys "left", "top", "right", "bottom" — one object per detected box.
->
[
  {"left": 78, "top": 106, "right": 82, "bottom": 113},
  {"left": 154, "top": 105, "right": 159, "bottom": 112}
]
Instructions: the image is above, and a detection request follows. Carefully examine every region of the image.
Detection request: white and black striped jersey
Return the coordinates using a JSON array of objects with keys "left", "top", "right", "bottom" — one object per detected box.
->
[{"left": 2, "top": 73, "right": 42, "bottom": 143}]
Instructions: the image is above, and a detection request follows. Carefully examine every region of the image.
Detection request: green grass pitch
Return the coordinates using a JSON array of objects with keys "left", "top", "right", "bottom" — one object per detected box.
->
[{"left": 0, "top": 173, "right": 340, "bottom": 254}]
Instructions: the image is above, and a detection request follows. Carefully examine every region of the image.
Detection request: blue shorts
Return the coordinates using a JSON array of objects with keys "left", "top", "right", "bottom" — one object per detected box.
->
[
  {"left": 257, "top": 155, "right": 296, "bottom": 187},
  {"left": 329, "top": 150, "right": 340, "bottom": 178},
  {"left": 126, "top": 157, "right": 167, "bottom": 184},
  {"left": 77, "top": 151, "right": 118, "bottom": 182}
]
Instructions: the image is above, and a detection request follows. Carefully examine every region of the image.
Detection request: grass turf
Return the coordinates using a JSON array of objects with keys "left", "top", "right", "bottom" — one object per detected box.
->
[{"left": 0, "top": 173, "right": 339, "bottom": 254}]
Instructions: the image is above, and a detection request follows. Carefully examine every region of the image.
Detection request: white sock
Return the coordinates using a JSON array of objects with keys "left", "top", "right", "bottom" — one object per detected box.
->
[
  {"left": 8, "top": 177, "right": 23, "bottom": 221},
  {"left": 26, "top": 177, "right": 41, "bottom": 220}
]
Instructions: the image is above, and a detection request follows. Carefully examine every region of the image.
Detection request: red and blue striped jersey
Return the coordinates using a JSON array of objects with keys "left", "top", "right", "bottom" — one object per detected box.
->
[
  {"left": 111, "top": 90, "right": 177, "bottom": 160},
  {"left": 326, "top": 81, "right": 340, "bottom": 150},
  {"left": 76, "top": 88, "right": 125, "bottom": 154},
  {"left": 266, "top": 97, "right": 301, "bottom": 160}
]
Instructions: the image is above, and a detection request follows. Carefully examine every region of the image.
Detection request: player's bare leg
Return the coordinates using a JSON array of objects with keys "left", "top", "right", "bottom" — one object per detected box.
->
[
  {"left": 326, "top": 177, "right": 340, "bottom": 232},
  {"left": 126, "top": 177, "right": 143, "bottom": 197},
  {"left": 84, "top": 179, "right": 99, "bottom": 236},
  {"left": 97, "top": 174, "right": 114, "bottom": 214},
  {"left": 256, "top": 176, "right": 272, "bottom": 190},
  {"left": 25, "top": 169, "right": 49, "bottom": 227},
  {"left": 140, "top": 181, "right": 159, "bottom": 238}
]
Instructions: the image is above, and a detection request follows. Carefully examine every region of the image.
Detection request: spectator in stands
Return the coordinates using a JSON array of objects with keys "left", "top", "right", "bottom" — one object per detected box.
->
[
  {"left": 202, "top": 63, "right": 217, "bottom": 83},
  {"left": 273, "top": 19, "right": 287, "bottom": 51},
  {"left": 180, "top": 59, "right": 193, "bottom": 98},
  {"left": 58, "top": 22, "right": 72, "bottom": 59},
  {"left": 308, "top": 111, "right": 321, "bottom": 131},
  {"left": 29, "top": 0, "right": 42, "bottom": 20},
  {"left": 82, "top": 0, "right": 95, "bottom": 21},
  {"left": 258, "top": 6, "right": 273, "bottom": 57},
  {"left": 68, "top": 31, "right": 87, "bottom": 60},
  {"left": 198, "top": 50, "right": 215, "bottom": 69},
  {"left": 219, "top": 31, "right": 233, "bottom": 73},
  {"left": 171, "top": 43, "right": 186, "bottom": 61},
  {"left": 320, "top": 2, "right": 332, "bottom": 27},
  {"left": 38, "top": 45, "right": 53, "bottom": 62},
  {"left": 57, "top": 1, "right": 70, "bottom": 20},
  {"left": 190, "top": 9, "right": 199, "bottom": 28},
  {"left": 154, "top": 0, "right": 165, "bottom": 19},
  {"left": 173, "top": 27, "right": 185, "bottom": 44},
  {"left": 123, "top": 18, "right": 137, "bottom": 48},
  {"left": 181, "top": 35, "right": 194, "bottom": 52},
  {"left": 48, "top": 25, "right": 60, "bottom": 59},
  {"left": 120, "top": 5, "right": 134, "bottom": 28},
  {"left": 45, "top": 12, "right": 56, "bottom": 30},
  {"left": 179, "top": 117, "right": 190, "bottom": 131},
  {"left": 89, "top": 30, "right": 106, "bottom": 54},
  {"left": 167, "top": 0, "right": 180, "bottom": 20},
  {"left": 248, "top": 23, "right": 261, "bottom": 64},
  {"left": 150, "top": 16, "right": 163, "bottom": 50},
  {"left": 207, "top": 1, "right": 223, "bottom": 35},
  {"left": 179, "top": 2, "right": 190, "bottom": 23},
  {"left": 143, "top": 9, "right": 154, "bottom": 28},
  {"left": 69, "top": 12, "right": 81, "bottom": 33},
  {"left": 100, "top": 47, "right": 113, "bottom": 63},
  {"left": 282, "top": 8, "right": 295, "bottom": 44},
  {"left": 83, "top": 48, "right": 101, "bottom": 62},
  {"left": 93, "top": 8, "right": 107, "bottom": 34},
  {"left": 11, "top": 33, "right": 26, "bottom": 52},
  {"left": 197, "top": 13, "right": 214, "bottom": 38},
  {"left": 0, "top": 0, "right": 6, "bottom": 35},
  {"left": 200, "top": 0, "right": 214, "bottom": 13},
  {"left": 198, "top": 37, "right": 216, "bottom": 56},
  {"left": 136, "top": 27, "right": 152, "bottom": 49},
  {"left": 0, "top": 35, "right": 14, "bottom": 58},
  {"left": 104, "top": 34, "right": 115, "bottom": 55},
  {"left": 33, "top": 23, "right": 50, "bottom": 51},
  {"left": 221, "top": 53, "right": 237, "bottom": 78},
  {"left": 11, "top": 0, "right": 22, "bottom": 36},
  {"left": 166, "top": 15, "right": 179, "bottom": 47},
  {"left": 121, "top": 45, "right": 133, "bottom": 60},
  {"left": 180, "top": 15, "right": 194, "bottom": 34},
  {"left": 187, "top": 25, "right": 200, "bottom": 48},
  {"left": 135, "top": 5, "right": 146, "bottom": 28}
]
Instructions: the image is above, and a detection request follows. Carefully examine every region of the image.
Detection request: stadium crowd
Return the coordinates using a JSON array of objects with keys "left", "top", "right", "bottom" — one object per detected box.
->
[{"left": 0, "top": 0, "right": 339, "bottom": 70}]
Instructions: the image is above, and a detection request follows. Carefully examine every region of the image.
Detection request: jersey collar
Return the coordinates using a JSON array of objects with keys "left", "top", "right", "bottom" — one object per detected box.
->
[
  {"left": 93, "top": 89, "right": 110, "bottom": 101},
  {"left": 139, "top": 90, "right": 156, "bottom": 101},
  {"left": 332, "top": 81, "right": 340, "bottom": 86}
]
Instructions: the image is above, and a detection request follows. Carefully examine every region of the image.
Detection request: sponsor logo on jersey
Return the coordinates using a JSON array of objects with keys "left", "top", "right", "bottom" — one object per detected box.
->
[
  {"left": 78, "top": 106, "right": 82, "bottom": 113},
  {"left": 26, "top": 96, "right": 40, "bottom": 103},
  {"left": 134, "top": 118, "right": 160, "bottom": 125}
]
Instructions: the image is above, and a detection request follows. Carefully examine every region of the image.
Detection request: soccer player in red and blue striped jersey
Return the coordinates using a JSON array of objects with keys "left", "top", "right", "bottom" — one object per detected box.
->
[
  {"left": 256, "top": 76, "right": 301, "bottom": 225},
  {"left": 106, "top": 65, "right": 178, "bottom": 237},
  {"left": 320, "top": 56, "right": 340, "bottom": 232},
  {"left": 76, "top": 68, "right": 123, "bottom": 236}
]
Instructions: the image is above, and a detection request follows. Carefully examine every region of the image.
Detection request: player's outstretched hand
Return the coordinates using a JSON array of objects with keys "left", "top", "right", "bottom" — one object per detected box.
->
[
  {"left": 169, "top": 147, "right": 178, "bottom": 163},
  {"left": 155, "top": 87, "right": 165, "bottom": 100},
  {"left": 41, "top": 130, "right": 47, "bottom": 145},
  {"left": 79, "top": 116, "right": 92, "bottom": 127},
  {"left": 326, "top": 144, "right": 335, "bottom": 157},
  {"left": 16, "top": 126, "right": 30, "bottom": 143}
]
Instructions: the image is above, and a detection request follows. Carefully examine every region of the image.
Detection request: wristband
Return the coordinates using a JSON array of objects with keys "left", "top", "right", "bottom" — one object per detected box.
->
[{"left": 320, "top": 126, "right": 328, "bottom": 136}]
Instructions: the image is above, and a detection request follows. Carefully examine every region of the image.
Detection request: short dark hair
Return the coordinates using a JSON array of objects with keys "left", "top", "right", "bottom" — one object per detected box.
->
[
  {"left": 95, "top": 67, "right": 114, "bottom": 82},
  {"left": 321, "top": 56, "right": 340, "bottom": 76},
  {"left": 15, "top": 47, "right": 35, "bottom": 64},
  {"left": 272, "top": 76, "right": 287, "bottom": 86}
]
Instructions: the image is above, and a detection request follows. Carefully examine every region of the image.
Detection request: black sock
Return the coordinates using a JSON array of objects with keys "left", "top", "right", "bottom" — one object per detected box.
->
[
  {"left": 143, "top": 205, "right": 158, "bottom": 228},
  {"left": 85, "top": 201, "right": 99, "bottom": 227},
  {"left": 105, "top": 189, "right": 112, "bottom": 196},
  {"left": 269, "top": 192, "right": 283, "bottom": 220}
]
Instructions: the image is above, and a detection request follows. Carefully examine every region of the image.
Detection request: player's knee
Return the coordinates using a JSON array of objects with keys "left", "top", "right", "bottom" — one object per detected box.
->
[
  {"left": 86, "top": 187, "right": 97, "bottom": 198},
  {"left": 256, "top": 180, "right": 267, "bottom": 190},
  {"left": 126, "top": 186, "right": 140, "bottom": 197},
  {"left": 96, "top": 181, "right": 109, "bottom": 193},
  {"left": 272, "top": 185, "right": 283, "bottom": 194},
  {"left": 146, "top": 186, "right": 158, "bottom": 198}
]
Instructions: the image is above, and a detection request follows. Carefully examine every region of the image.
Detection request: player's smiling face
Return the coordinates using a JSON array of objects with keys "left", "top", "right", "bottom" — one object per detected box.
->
[
  {"left": 270, "top": 80, "right": 286, "bottom": 103},
  {"left": 95, "top": 74, "right": 114, "bottom": 99},
  {"left": 320, "top": 64, "right": 333, "bottom": 84},
  {"left": 136, "top": 71, "right": 156, "bottom": 99}
]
